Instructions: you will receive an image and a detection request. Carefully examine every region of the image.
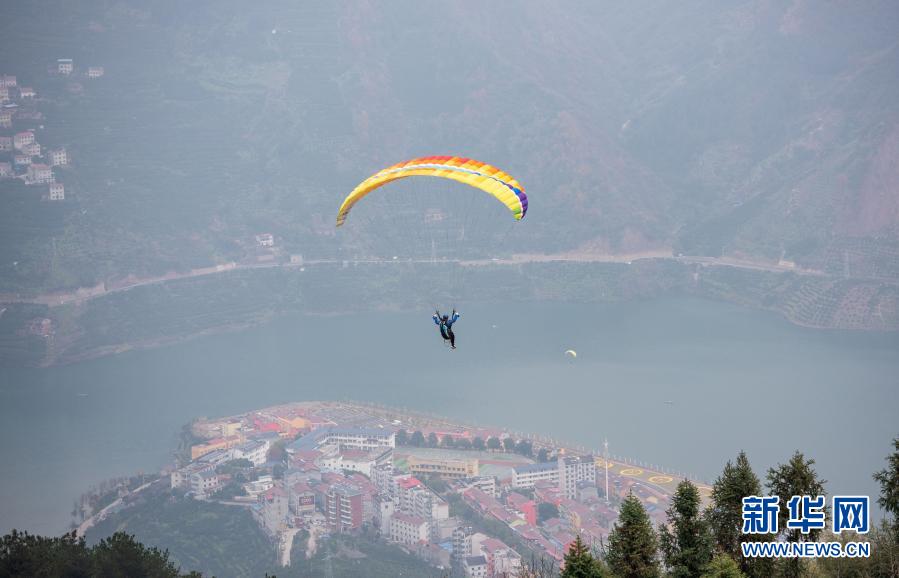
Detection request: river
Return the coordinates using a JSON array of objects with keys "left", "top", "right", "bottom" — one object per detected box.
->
[{"left": 1, "top": 297, "right": 897, "bottom": 535}]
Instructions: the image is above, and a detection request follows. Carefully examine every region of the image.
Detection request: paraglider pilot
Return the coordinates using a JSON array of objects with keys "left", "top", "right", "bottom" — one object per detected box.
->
[{"left": 433, "top": 309, "right": 460, "bottom": 349}]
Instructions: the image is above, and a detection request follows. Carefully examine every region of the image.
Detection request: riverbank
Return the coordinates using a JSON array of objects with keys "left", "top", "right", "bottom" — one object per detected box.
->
[{"left": 1, "top": 256, "right": 896, "bottom": 369}]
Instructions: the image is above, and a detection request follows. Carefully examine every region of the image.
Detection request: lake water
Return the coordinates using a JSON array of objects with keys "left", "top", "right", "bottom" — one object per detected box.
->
[{"left": 1, "top": 297, "right": 897, "bottom": 535}]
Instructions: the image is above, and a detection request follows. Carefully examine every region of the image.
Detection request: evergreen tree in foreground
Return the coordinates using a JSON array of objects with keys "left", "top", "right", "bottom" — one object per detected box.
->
[
  {"left": 561, "top": 535, "right": 607, "bottom": 578},
  {"left": 659, "top": 479, "right": 713, "bottom": 578},
  {"left": 0, "top": 530, "right": 201, "bottom": 577},
  {"left": 767, "top": 450, "right": 827, "bottom": 578},
  {"left": 606, "top": 492, "right": 660, "bottom": 578},
  {"left": 873, "top": 436, "right": 899, "bottom": 545},
  {"left": 706, "top": 451, "right": 760, "bottom": 558},
  {"left": 705, "top": 450, "right": 772, "bottom": 578}
]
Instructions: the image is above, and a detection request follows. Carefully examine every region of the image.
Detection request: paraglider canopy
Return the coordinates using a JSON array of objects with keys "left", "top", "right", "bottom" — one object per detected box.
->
[
  {"left": 565, "top": 349, "right": 577, "bottom": 358},
  {"left": 336, "top": 156, "right": 527, "bottom": 227}
]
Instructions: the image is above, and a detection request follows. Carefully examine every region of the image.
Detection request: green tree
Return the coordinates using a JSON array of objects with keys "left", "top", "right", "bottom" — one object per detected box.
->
[
  {"left": 211, "top": 479, "right": 247, "bottom": 500},
  {"left": 538, "top": 502, "right": 560, "bottom": 524},
  {"left": 472, "top": 437, "right": 485, "bottom": 451},
  {"left": 0, "top": 530, "right": 92, "bottom": 577},
  {"left": 409, "top": 430, "right": 425, "bottom": 447},
  {"left": 425, "top": 475, "right": 448, "bottom": 494},
  {"left": 537, "top": 447, "right": 549, "bottom": 462},
  {"left": 395, "top": 429, "right": 408, "bottom": 445},
  {"left": 766, "top": 451, "right": 827, "bottom": 578},
  {"left": 811, "top": 526, "right": 887, "bottom": 578},
  {"left": 487, "top": 437, "right": 502, "bottom": 450},
  {"left": 707, "top": 451, "right": 760, "bottom": 555},
  {"left": 659, "top": 480, "right": 713, "bottom": 578},
  {"left": 266, "top": 440, "right": 286, "bottom": 463},
  {"left": 561, "top": 534, "right": 607, "bottom": 577},
  {"left": 516, "top": 439, "right": 533, "bottom": 457},
  {"left": 706, "top": 451, "right": 772, "bottom": 578},
  {"left": 457, "top": 438, "right": 473, "bottom": 450},
  {"left": 441, "top": 435, "right": 456, "bottom": 449},
  {"left": 427, "top": 432, "right": 439, "bottom": 448},
  {"left": 503, "top": 438, "right": 517, "bottom": 452},
  {"left": 700, "top": 553, "right": 745, "bottom": 578},
  {"left": 0, "top": 530, "right": 200, "bottom": 577},
  {"left": 92, "top": 532, "right": 189, "bottom": 577},
  {"left": 606, "top": 493, "right": 660, "bottom": 578},
  {"left": 868, "top": 519, "right": 899, "bottom": 578},
  {"left": 873, "top": 436, "right": 899, "bottom": 544}
]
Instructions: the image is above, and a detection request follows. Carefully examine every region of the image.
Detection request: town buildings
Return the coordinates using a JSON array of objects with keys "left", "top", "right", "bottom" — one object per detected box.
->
[
  {"left": 390, "top": 512, "right": 429, "bottom": 546},
  {"left": 162, "top": 401, "right": 676, "bottom": 575},
  {"left": 50, "top": 148, "right": 67, "bottom": 166},
  {"left": 49, "top": 183, "right": 64, "bottom": 200},
  {"left": 0, "top": 69, "right": 76, "bottom": 200},
  {"left": 408, "top": 455, "right": 479, "bottom": 479},
  {"left": 27, "top": 163, "right": 52, "bottom": 184},
  {"left": 559, "top": 455, "right": 596, "bottom": 499},
  {"left": 189, "top": 470, "right": 222, "bottom": 498},
  {"left": 512, "top": 461, "right": 559, "bottom": 489},
  {"left": 463, "top": 555, "right": 488, "bottom": 578},
  {"left": 324, "top": 484, "right": 364, "bottom": 533},
  {"left": 13, "top": 130, "right": 34, "bottom": 150}
]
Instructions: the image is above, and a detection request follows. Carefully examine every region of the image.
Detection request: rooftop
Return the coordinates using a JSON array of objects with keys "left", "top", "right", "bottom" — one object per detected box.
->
[
  {"left": 392, "top": 512, "right": 427, "bottom": 526},
  {"left": 514, "top": 461, "right": 557, "bottom": 474}
]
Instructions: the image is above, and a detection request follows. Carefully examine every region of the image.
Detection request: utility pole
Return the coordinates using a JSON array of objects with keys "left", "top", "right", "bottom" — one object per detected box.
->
[{"left": 604, "top": 438, "right": 610, "bottom": 503}]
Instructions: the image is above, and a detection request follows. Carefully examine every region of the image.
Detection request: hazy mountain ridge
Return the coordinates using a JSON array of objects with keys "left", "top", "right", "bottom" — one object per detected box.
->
[{"left": 1, "top": 0, "right": 898, "bottom": 332}]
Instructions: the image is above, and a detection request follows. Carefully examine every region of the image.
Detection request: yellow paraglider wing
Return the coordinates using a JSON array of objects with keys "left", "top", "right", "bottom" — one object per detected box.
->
[{"left": 336, "top": 156, "right": 527, "bottom": 227}]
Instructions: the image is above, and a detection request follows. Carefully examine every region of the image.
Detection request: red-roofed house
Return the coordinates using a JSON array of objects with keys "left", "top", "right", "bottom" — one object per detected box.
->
[
  {"left": 13, "top": 131, "right": 34, "bottom": 150},
  {"left": 253, "top": 416, "right": 283, "bottom": 433},
  {"left": 397, "top": 477, "right": 423, "bottom": 490},
  {"left": 507, "top": 493, "right": 537, "bottom": 526},
  {"left": 534, "top": 480, "right": 563, "bottom": 506}
]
